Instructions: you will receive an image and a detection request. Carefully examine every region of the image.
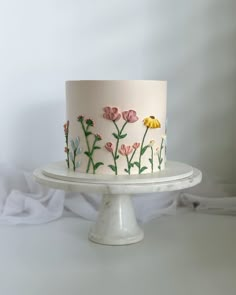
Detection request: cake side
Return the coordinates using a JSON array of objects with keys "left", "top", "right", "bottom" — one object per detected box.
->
[{"left": 64, "top": 80, "right": 167, "bottom": 175}]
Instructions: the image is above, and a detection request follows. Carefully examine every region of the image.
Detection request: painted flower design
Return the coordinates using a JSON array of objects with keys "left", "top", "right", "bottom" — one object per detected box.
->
[
  {"left": 64, "top": 120, "right": 69, "bottom": 135},
  {"left": 103, "top": 107, "right": 121, "bottom": 121},
  {"left": 77, "top": 115, "right": 84, "bottom": 122},
  {"left": 102, "top": 106, "right": 163, "bottom": 175},
  {"left": 119, "top": 143, "right": 140, "bottom": 175},
  {"left": 132, "top": 142, "right": 140, "bottom": 150},
  {"left": 119, "top": 144, "right": 133, "bottom": 156},
  {"left": 77, "top": 115, "right": 104, "bottom": 174},
  {"left": 85, "top": 118, "right": 94, "bottom": 127},
  {"left": 148, "top": 140, "right": 155, "bottom": 147},
  {"left": 105, "top": 142, "right": 114, "bottom": 153},
  {"left": 148, "top": 140, "right": 155, "bottom": 172},
  {"left": 143, "top": 116, "right": 161, "bottom": 129},
  {"left": 69, "top": 136, "right": 82, "bottom": 171},
  {"left": 134, "top": 115, "right": 161, "bottom": 174},
  {"left": 103, "top": 106, "right": 139, "bottom": 175},
  {"left": 122, "top": 110, "right": 139, "bottom": 123},
  {"left": 95, "top": 133, "right": 102, "bottom": 141},
  {"left": 157, "top": 135, "right": 165, "bottom": 170},
  {"left": 64, "top": 120, "right": 70, "bottom": 168}
]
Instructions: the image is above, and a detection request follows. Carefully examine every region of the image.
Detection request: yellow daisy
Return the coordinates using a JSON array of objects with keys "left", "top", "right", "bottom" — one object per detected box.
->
[{"left": 143, "top": 116, "right": 161, "bottom": 128}]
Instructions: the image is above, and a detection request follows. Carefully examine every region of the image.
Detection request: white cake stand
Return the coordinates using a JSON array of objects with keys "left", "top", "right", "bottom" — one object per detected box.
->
[{"left": 33, "top": 161, "right": 202, "bottom": 246}]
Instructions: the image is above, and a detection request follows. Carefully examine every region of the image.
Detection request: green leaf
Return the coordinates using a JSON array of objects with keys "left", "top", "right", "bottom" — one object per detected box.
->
[
  {"left": 85, "top": 131, "right": 92, "bottom": 137},
  {"left": 149, "top": 158, "right": 153, "bottom": 164},
  {"left": 140, "top": 166, "right": 148, "bottom": 174},
  {"left": 119, "top": 133, "right": 127, "bottom": 139},
  {"left": 70, "top": 140, "right": 75, "bottom": 150},
  {"left": 93, "top": 146, "right": 101, "bottom": 150},
  {"left": 108, "top": 165, "right": 116, "bottom": 172},
  {"left": 124, "top": 168, "right": 129, "bottom": 173},
  {"left": 134, "top": 161, "right": 140, "bottom": 168},
  {"left": 141, "top": 145, "right": 149, "bottom": 155},
  {"left": 84, "top": 151, "right": 91, "bottom": 157},
  {"left": 75, "top": 137, "right": 80, "bottom": 148},
  {"left": 94, "top": 162, "right": 104, "bottom": 170},
  {"left": 112, "top": 133, "right": 119, "bottom": 139},
  {"left": 115, "top": 155, "right": 119, "bottom": 160},
  {"left": 130, "top": 163, "right": 134, "bottom": 168},
  {"left": 76, "top": 147, "right": 82, "bottom": 155}
]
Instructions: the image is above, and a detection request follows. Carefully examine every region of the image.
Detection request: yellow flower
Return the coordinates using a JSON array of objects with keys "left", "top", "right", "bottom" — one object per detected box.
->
[{"left": 143, "top": 116, "right": 161, "bottom": 128}]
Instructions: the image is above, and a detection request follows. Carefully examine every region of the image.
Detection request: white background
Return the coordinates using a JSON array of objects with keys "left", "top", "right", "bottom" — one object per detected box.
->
[{"left": 0, "top": 0, "right": 235, "bottom": 181}]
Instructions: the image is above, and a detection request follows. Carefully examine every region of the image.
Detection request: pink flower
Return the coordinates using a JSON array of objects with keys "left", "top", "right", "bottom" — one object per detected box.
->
[
  {"left": 119, "top": 144, "right": 133, "bottom": 156},
  {"left": 85, "top": 118, "right": 94, "bottom": 127},
  {"left": 63, "top": 120, "right": 69, "bottom": 134},
  {"left": 103, "top": 106, "right": 121, "bottom": 121},
  {"left": 77, "top": 115, "right": 84, "bottom": 122},
  {"left": 105, "top": 142, "right": 114, "bottom": 153},
  {"left": 122, "top": 110, "right": 139, "bottom": 123},
  {"left": 132, "top": 142, "right": 140, "bottom": 150}
]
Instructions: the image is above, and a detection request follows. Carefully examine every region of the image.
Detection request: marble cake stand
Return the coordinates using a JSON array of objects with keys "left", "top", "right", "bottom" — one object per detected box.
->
[{"left": 33, "top": 161, "right": 202, "bottom": 246}]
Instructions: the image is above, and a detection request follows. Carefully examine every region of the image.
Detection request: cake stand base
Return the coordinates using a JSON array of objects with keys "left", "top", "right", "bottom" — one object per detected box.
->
[
  {"left": 88, "top": 194, "right": 144, "bottom": 245},
  {"left": 33, "top": 161, "right": 202, "bottom": 246}
]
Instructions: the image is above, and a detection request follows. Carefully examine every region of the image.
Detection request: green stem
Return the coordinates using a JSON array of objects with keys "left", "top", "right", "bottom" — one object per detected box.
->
[
  {"left": 151, "top": 146, "right": 153, "bottom": 173},
  {"left": 124, "top": 149, "right": 138, "bottom": 175},
  {"left": 90, "top": 138, "right": 98, "bottom": 174},
  {"left": 113, "top": 120, "right": 120, "bottom": 135},
  {"left": 129, "top": 149, "right": 136, "bottom": 164},
  {"left": 120, "top": 121, "right": 128, "bottom": 135},
  {"left": 65, "top": 134, "right": 70, "bottom": 169},
  {"left": 125, "top": 155, "right": 130, "bottom": 175},
  {"left": 112, "top": 121, "right": 128, "bottom": 175},
  {"left": 111, "top": 151, "right": 117, "bottom": 175},
  {"left": 158, "top": 138, "right": 164, "bottom": 170},
  {"left": 72, "top": 149, "right": 76, "bottom": 171},
  {"left": 81, "top": 121, "right": 92, "bottom": 173},
  {"left": 90, "top": 155, "right": 96, "bottom": 174},
  {"left": 138, "top": 127, "right": 149, "bottom": 174}
]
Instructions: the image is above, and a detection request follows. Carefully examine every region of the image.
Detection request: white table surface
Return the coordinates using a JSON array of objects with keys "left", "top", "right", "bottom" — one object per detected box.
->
[{"left": 0, "top": 211, "right": 236, "bottom": 295}]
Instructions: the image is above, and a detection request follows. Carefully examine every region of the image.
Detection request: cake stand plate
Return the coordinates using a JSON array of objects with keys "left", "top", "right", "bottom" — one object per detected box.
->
[
  {"left": 42, "top": 161, "right": 193, "bottom": 184},
  {"left": 33, "top": 161, "right": 202, "bottom": 246}
]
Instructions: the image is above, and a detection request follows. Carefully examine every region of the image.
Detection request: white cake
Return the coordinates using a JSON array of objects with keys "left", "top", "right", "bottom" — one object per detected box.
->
[{"left": 63, "top": 80, "right": 167, "bottom": 175}]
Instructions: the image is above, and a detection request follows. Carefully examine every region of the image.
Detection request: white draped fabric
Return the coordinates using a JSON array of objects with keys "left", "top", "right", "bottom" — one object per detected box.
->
[{"left": 0, "top": 163, "right": 235, "bottom": 225}]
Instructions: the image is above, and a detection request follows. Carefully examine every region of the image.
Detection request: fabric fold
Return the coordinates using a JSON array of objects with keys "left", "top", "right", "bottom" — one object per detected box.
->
[
  {"left": 0, "top": 163, "right": 65, "bottom": 224},
  {"left": 0, "top": 163, "right": 236, "bottom": 225}
]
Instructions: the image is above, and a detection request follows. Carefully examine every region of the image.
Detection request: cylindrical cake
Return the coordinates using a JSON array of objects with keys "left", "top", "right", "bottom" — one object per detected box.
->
[{"left": 64, "top": 80, "right": 167, "bottom": 175}]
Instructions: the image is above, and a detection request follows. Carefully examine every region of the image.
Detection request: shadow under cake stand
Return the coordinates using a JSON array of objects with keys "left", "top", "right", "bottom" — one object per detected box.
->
[{"left": 33, "top": 161, "right": 202, "bottom": 246}]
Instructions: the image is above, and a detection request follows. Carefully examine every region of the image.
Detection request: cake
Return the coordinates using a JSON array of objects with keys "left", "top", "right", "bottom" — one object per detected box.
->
[{"left": 63, "top": 80, "right": 167, "bottom": 175}]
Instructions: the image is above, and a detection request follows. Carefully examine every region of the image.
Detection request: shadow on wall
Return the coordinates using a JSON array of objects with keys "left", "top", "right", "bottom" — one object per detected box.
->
[
  {"left": 144, "top": 0, "right": 236, "bottom": 181},
  {"left": 11, "top": 100, "right": 65, "bottom": 171}
]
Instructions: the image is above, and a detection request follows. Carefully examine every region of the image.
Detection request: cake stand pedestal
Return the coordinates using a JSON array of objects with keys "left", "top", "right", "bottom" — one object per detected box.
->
[{"left": 33, "top": 161, "right": 202, "bottom": 246}]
